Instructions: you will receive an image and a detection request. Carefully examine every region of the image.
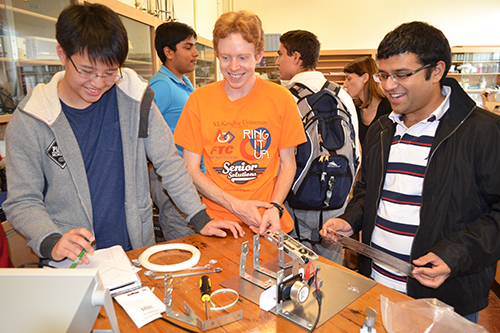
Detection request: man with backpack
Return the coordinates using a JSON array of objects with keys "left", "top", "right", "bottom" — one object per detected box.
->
[{"left": 276, "top": 30, "right": 360, "bottom": 263}]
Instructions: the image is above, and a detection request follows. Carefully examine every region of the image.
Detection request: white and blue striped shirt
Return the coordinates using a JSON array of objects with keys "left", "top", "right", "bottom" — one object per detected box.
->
[{"left": 371, "top": 86, "right": 451, "bottom": 293}]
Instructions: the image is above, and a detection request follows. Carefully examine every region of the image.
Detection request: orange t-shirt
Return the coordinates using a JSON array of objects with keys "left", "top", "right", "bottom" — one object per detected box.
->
[{"left": 175, "top": 78, "right": 306, "bottom": 232}]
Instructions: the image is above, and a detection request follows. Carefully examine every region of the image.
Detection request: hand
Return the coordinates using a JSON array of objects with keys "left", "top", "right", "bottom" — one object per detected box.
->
[
  {"left": 229, "top": 199, "right": 273, "bottom": 229},
  {"left": 319, "top": 218, "right": 354, "bottom": 242},
  {"left": 412, "top": 252, "right": 451, "bottom": 289},
  {"left": 51, "top": 228, "right": 95, "bottom": 264},
  {"left": 256, "top": 206, "right": 281, "bottom": 235},
  {"left": 200, "top": 220, "right": 245, "bottom": 239}
]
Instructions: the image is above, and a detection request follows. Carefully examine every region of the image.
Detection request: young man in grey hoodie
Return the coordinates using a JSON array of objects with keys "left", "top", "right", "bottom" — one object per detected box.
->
[{"left": 3, "top": 3, "right": 243, "bottom": 265}]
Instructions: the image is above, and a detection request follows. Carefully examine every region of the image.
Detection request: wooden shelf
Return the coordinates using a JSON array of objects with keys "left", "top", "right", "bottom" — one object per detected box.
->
[
  {"left": 0, "top": 57, "right": 61, "bottom": 68},
  {"left": 317, "top": 67, "right": 346, "bottom": 72},
  {"left": 0, "top": 114, "right": 13, "bottom": 123},
  {"left": 464, "top": 89, "right": 495, "bottom": 93},
  {"left": 453, "top": 60, "right": 500, "bottom": 64},
  {"left": 256, "top": 66, "right": 278, "bottom": 71},
  {"left": 17, "top": 59, "right": 62, "bottom": 67},
  {"left": 0, "top": 4, "right": 57, "bottom": 28},
  {"left": 449, "top": 73, "right": 499, "bottom": 76}
]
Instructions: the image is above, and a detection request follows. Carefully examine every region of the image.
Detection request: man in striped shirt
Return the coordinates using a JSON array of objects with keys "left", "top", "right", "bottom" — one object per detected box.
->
[{"left": 321, "top": 21, "right": 500, "bottom": 323}]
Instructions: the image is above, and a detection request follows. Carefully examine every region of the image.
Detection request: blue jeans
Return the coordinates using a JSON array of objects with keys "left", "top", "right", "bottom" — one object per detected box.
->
[{"left": 464, "top": 312, "right": 479, "bottom": 323}]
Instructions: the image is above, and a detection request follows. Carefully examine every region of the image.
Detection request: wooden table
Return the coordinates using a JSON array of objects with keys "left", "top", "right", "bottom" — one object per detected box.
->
[{"left": 93, "top": 227, "right": 411, "bottom": 332}]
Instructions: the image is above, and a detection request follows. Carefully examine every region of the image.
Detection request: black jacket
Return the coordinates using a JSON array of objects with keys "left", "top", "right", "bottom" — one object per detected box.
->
[{"left": 341, "top": 78, "right": 500, "bottom": 316}]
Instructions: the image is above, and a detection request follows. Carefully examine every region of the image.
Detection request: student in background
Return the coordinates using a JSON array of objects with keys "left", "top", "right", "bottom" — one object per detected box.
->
[
  {"left": 3, "top": 3, "right": 243, "bottom": 265},
  {"left": 175, "top": 11, "right": 306, "bottom": 235},
  {"left": 149, "top": 22, "right": 202, "bottom": 241},
  {"left": 343, "top": 56, "right": 392, "bottom": 148},
  {"left": 275, "top": 30, "right": 359, "bottom": 264}
]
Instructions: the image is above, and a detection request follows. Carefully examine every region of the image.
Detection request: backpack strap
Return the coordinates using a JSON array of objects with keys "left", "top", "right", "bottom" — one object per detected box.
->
[
  {"left": 321, "top": 80, "right": 341, "bottom": 96},
  {"left": 321, "top": 80, "right": 351, "bottom": 118},
  {"left": 288, "top": 82, "right": 316, "bottom": 102}
]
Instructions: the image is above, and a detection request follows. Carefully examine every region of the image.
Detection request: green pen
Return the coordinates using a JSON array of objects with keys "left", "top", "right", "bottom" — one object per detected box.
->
[{"left": 70, "top": 240, "right": 96, "bottom": 268}]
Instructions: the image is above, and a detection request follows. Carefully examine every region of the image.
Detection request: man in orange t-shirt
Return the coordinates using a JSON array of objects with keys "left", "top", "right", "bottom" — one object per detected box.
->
[{"left": 175, "top": 10, "right": 305, "bottom": 234}]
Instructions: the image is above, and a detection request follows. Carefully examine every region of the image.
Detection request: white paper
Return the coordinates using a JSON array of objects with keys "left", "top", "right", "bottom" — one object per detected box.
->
[
  {"left": 49, "top": 245, "right": 141, "bottom": 294},
  {"left": 114, "top": 286, "right": 165, "bottom": 328}
]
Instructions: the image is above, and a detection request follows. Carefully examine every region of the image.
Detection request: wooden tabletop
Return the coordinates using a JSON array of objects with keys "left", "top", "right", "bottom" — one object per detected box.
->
[{"left": 93, "top": 227, "right": 411, "bottom": 332}]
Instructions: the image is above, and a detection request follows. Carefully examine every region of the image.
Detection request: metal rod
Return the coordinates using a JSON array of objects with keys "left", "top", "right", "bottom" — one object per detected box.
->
[{"left": 154, "top": 268, "right": 223, "bottom": 279}]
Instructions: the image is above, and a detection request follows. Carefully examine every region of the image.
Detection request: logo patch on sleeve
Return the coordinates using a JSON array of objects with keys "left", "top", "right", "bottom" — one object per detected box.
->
[{"left": 46, "top": 140, "right": 66, "bottom": 169}]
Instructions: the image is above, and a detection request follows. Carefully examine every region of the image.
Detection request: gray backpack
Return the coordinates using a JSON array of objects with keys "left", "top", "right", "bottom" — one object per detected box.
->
[{"left": 286, "top": 81, "right": 358, "bottom": 211}]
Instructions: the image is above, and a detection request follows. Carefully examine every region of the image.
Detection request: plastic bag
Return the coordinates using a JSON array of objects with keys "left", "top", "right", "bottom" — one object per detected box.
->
[{"left": 380, "top": 295, "right": 489, "bottom": 333}]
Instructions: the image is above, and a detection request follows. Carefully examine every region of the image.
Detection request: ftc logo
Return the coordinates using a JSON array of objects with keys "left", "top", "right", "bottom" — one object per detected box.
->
[
  {"left": 216, "top": 129, "right": 235, "bottom": 144},
  {"left": 212, "top": 129, "right": 235, "bottom": 156}
]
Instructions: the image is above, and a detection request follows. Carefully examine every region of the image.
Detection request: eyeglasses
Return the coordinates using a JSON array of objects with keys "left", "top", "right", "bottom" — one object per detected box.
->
[
  {"left": 68, "top": 57, "right": 122, "bottom": 83},
  {"left": 373, "top": 63, "right": 434, "bottom": 84}
]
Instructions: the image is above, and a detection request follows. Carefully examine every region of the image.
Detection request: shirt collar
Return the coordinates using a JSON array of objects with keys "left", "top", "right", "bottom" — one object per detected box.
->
[
  {"left": 289, "top": 71, "right": 324, "bottom": 85},
  {"left": 159, "top": 64, "right": 193, "bottom": 89},
  {"left": 389, "top": 85, "right": 452, "bottom": 125}
]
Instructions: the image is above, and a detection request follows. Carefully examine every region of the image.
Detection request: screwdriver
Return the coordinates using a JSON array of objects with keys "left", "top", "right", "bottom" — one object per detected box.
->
[{"left": 199, "top": 275, "right": 211, "bottom": 320}]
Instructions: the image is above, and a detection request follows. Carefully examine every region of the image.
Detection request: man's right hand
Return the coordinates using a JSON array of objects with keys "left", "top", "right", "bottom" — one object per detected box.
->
[
  {"left": 51, "top": 228, "right": 95, "bottom": 264},
  {"left": 319, "top": 218, "right": 354, "bottom": 242},
  {"left": 229, "top": 198, "right": 273, "bottom": 230}
]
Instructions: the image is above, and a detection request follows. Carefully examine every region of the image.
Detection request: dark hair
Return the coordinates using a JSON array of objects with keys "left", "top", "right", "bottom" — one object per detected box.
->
[
  {"left": 56, "top": 3, "right": 128, "bottom": 67},
  {"left": 344, "top": 56, "right": 386, "bottom": 109},
  {"left": 155, "top": 22, "right": 197, "bottom": 64},
  {"left": 279, "top": 30, "right": 320, "bottom": 71},
  {"left": 377, "top": 21, "right": 451, "bottom": 86}
]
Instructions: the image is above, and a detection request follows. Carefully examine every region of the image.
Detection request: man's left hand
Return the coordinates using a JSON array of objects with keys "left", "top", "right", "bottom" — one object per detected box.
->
[
  {"left": 412, "top": 252, "right": 451, "bottom": 289},
  {"left": 200, "top": 220, "right": 245, "bottom": 239}
]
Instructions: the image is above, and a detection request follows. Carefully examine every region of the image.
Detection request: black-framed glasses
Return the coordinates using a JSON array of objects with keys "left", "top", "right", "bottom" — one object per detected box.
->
[
  {"left": 68, "top": 57, "right": 122, "bottom": 83},
  {"left": 373, "top": 63, "right": 434, "bottom": 83}
]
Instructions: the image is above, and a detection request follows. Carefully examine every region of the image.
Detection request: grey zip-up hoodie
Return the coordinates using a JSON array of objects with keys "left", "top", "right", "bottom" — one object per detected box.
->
[{"left": 3, "top": 68, "right": 210, "bottom": 258}]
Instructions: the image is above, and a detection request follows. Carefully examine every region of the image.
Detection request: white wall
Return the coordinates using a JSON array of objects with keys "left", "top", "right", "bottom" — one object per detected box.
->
[
  {"left": 232, "top": 0, "right": 500, "bottom": 50},
  {"left": 174, "top": 1, "right": 196, "bottom": 29},
  {"left": 116, "top": 0, "right": 500, "bottom": 50},
  {"left": 193, "top": 0, "right": 219, "bottom": 40}
]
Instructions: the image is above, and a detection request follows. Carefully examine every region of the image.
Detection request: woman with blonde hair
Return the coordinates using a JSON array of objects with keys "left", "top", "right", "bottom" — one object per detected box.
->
[{"left": 343, "top": 56, "right": 391, "bottom": 147}]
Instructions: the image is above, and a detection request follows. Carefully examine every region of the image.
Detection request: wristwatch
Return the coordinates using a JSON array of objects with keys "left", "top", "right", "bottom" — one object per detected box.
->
[{"left": 270, "top": 202, "right": 284, "bottom": 218}]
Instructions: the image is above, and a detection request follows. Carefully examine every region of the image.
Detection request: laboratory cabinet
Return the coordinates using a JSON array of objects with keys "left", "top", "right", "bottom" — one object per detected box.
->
[
  {"left": 192, "top": 36, "right": 217, "bottom": 88},
  {"left": 0, "top": 0, "right": 164, "bottom": 121},
  {"left": 0, "top": 0, "right": 68, "bottom": 118},
  {"left": 449, "top": 46, "right": 500, "bottom": 106}
]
